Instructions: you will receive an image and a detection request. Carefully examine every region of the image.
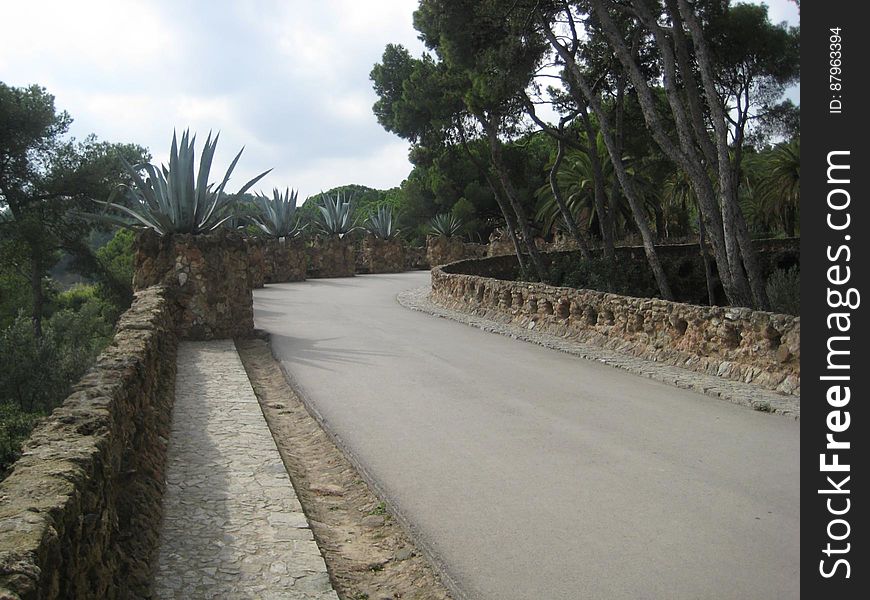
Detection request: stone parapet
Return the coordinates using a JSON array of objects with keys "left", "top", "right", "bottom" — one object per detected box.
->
[
  {"left": 357, "top": 236, "right": 406, "bottom": 274},
  {"left": 431, "top": 263, "right": 800, "bottom": 395},
  {"left": 133, "top": 230, "right": 253, "bottom": 340},
  {"left": 426, "top": 236, "right": 487, "bottom": 267},
  {"left": 264, "top": 238, "right": 307, "bottom": 283},
  {"left": 308, "top": 237, "right": 356, "bottom": 278},
  {"left": 0, "top": 286, "right": 177, "bottom": 599}
]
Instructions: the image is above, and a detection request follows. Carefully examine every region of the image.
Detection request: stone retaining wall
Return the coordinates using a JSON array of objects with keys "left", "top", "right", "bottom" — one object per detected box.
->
[
  {"left": 405, "top": 246, "right": 428, "bottom": 270},
  {"left": 308, "top": 237, "right": 356, "bottom": 278},
  {"left": 0, "top": 286, "right": 178, "bottom": 599},
  {"left": 431, "top": 262, "right": 800, "bottom": 395},
  {"left": 264, "top": 238, "right": 307, "bottom": 284},
  {"left": 356, "top": 236, "right": 406, "bottom": 274},
  {"left": 426, "top": 236, "right": 488, "bottom": 267},
  {"left": 134, "top": 230, "right": 253, "bottom": 340}
]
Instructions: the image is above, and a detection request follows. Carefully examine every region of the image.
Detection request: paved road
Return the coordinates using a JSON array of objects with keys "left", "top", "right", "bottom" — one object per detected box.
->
[{"left": 254, "top": 272, "right": 800, "bottom": 600}]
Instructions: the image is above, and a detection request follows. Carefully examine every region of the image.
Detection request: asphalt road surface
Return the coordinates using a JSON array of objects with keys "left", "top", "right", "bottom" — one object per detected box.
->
[{"left": 254, "top": 272, "right": 799, "bottom": 600}]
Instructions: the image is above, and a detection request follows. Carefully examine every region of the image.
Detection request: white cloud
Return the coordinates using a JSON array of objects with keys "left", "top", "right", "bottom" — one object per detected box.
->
[{"left": 1, "top": 0, "right": 797, "bottom": 200}]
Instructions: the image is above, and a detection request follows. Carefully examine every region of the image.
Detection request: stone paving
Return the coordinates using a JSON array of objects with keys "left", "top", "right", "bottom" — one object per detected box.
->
[
  {"left": 153, "top": 340, "right": 338, "bottom": 599},
  {"left": 398, "top": 286, "right": 800, "bottom": 418}
]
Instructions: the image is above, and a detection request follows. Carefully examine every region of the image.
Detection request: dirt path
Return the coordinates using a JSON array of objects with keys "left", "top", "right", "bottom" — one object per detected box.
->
[{"left": 236, "top": 337, "right": 453, "bottom": 600}]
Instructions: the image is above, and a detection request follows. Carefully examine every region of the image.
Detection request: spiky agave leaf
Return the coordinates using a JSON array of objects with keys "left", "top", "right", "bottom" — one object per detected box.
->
[
  {"left": 365, "top": 205, "right": 400, "bottom": 240},
  {"left": 250, "top": 187, "right": 305, "bottom": 239},
  {"left": 428, "top": 213, "right": 463, "bottom": 238},
  {"left": 94, "top": 128, "right": 271, "bottom": 235},
  {"left": 316, "top": 191, "right": 357, "bottom": 238}
]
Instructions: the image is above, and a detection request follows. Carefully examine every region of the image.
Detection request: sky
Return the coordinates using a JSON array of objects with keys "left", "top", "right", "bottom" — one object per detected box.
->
[{"left": 0, "top": 0, "right": 799, "bottom": 200}]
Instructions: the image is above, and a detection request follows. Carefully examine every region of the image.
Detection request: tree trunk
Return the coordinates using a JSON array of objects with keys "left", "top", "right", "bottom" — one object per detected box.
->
[
  {"left": 606, "top": 73, "right": 626, "bottom": 258},
  {"left": 457, "top": 120, "right": 528, "bottom": 274},
  {"left": 674, "top": 0, "right": 768, "bottom": 308},
  {"left": 550, "top": 136, "right": 593, "bottom": 260},
  {"left": 480, "top": 114, "right": 547, "bottom": 281},
  {"left": 490, "top": 178, "right": 528, "bottom": 274},
  {"left": 577, "top": 106, "right": 614, "bottom": 258},
  {"left": 539, "top": 18, "right": 673, "bottom": 300},
  {"left": 587, "top": 0, "right": 749, "bottom": 306},
  {"left": 698, "top": 211, "right": 716, "bottom": 306},
  {"left": 30, "top": 249, "right": 43, "bottom": 338}
]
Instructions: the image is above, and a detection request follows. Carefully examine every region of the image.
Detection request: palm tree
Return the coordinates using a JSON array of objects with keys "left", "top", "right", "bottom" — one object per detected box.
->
[
  {"left": 663, "top": 169, "right": 716, "bottom": 305},
  {"left": 535, "top": 137, "right": 657, "bottom": 242},
  {"left": 748, "top": 138, "right": 800, "bottom": 237}
]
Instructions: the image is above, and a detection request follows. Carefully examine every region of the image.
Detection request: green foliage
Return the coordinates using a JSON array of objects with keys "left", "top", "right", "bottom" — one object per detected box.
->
[
  {"left": 745, "top": 138, "right": 800, "bottom": 237},
  {"left": 316, "top": 191, "right": 356, "bottom": 238},
  {"left": 250, "top": 188, "right": 304, "bottom": 239},
  {"left": 97, "top": 129, "right": 271, "bottom": 235},
  {"left": 0, "top": 404, "right": 43, "bottom": 478},
  {"left": 0, "top": 283, "right": 118, "bottom": 476},
  {"left": 545, "top": 254, "right": 659, "bottom": 298},
  {"left": 1, "top": 82, "right": 149, "bottom": 334},
  {"left": 365, "top": 205, "right": 400, "bottom": 240},
  {"left": 766, "top": 266, "right": 800, "bottom": 316},
  {"left": 0, "top": 272, "right": 32, "bottom": 330},
  {"left": 428, "top": 213, "right": 463, "bottom": 238},
  {"left": 95, "top": 228, "right": 135, "bottom": 288}
]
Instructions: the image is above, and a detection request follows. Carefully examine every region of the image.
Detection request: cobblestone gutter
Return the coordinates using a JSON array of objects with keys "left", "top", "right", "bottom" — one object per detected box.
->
[
  {"left": 431, "top": 262, "right": 800, "bottom": 396},
  {"left": 0, "top": 286, "right": 177, "bottom": 599}
]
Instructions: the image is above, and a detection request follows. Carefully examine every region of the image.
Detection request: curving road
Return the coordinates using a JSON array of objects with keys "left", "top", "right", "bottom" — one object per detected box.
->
[{"left": 254, "top": 272, "right": 799, "bottom": 600}]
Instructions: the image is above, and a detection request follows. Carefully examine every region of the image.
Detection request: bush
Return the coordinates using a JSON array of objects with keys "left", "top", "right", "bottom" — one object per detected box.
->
[
  {"left": 0, "top": 316, "right": 69, "bottom": 414},
  {"left": 0, "top": 404, "right": 44, "bottom": 478},
  {"left": 96, "top": 228, "right": 135, "bottom": 286},
  {"left": 766, "top": 265, "right": 800, "bottom": 315},
  {"left": 0, "top": 286, "right": 118, "bottom": 478},
  {"left": 545, "top": 254, "right": 659, "bottom": 298}
]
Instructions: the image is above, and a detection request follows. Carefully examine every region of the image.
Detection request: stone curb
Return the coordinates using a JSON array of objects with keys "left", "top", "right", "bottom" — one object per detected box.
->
[{"left": 398, "top": 286, "right": 799, "bottom": 419}]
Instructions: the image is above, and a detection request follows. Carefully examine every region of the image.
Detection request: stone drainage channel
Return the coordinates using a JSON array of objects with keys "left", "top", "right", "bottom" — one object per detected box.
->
[{"left": 153, "top": 340, "right": 338, "bottom": 599}]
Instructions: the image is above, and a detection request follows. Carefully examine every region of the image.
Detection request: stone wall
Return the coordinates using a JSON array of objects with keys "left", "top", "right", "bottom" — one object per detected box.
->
[
  {"left": 0, "top": 286, "right": 177, "bottom": 599},
  {"left": 308, "top": 237, "right": 356, "bottom": 278},
  {"left": 431, "top": 262, "right": 800, "bottom": 395},
  {"left": 246, "top": 239, "right": 267, "bottom": 289},
  {"left": 426, "top": 236, "right": 488, "bottom": 267},
  {"left": 357, "top": 236, "right": 406, "bottom": 274},
  {"left": 405, "top": 246, "right": 429, "bottom": 270},
  {"left": 264, "top": 238, "right": 307, "bottom": 283},
  {"left": 134, "top": 230, "right": 253, "bottom": 340}
]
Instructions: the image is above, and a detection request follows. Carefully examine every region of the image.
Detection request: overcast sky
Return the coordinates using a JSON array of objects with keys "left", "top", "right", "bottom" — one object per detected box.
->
[{"left": 1, "top": 0, "right": 799, "bottom": 200}]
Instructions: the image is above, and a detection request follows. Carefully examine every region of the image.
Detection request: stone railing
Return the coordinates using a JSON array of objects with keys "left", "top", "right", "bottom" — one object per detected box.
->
[
  {"left": 0, "top": 286, "right": 178, "bottom": 599},
  {"left": 431, "top": 260, "right": 800, "bottom": 395},
  {"left": 426, "top": 236, "right": 488, "bottom": 267},
  {"left": 134, "top": 230, "right": 252, "bottom": 340},
  {"left": 356, "top": 236, "right": 406, "bottom": 274}
]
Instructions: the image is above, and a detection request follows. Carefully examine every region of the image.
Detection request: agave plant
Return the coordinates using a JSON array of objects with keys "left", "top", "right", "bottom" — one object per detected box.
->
[
  {"left": 96, "top": 129, "right": 271, "bottom": 235},
  {"left": 365, "top": 205, "right": 400, "bottom": 240},
  {"left": 428, "top": 213, "right": 463, "bottom": 238},
  {"left": 316, "top": 191, "right": 356, "bottom": 238},
  {"left": 250, "top": 187, "right": 305, "bottom": 239}
]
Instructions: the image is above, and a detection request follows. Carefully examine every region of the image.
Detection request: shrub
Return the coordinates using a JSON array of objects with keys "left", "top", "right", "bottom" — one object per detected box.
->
[
  {"left": 250, "top": 187, "right": 304, "bottom": 239},
  {"left": 96, "top": 228, "right": 135, "bottom": 287},
  {"left": 545, "top": 254, "right": 659, "bottom": 298},
  {"left": 0, "top": 316, "right": 68, "bottom": 414},
  {"left": 0, "top": 404, "right": 44, "bottom": 478},
  {"left": 96, "top": 129, "right": 271, "bottom": 235},
  {"left": 766, "top": 265, "right": 800, "bottom": 315},
  {"left": 316, "top": 191, "right": 357, "bottom": 238},
  {"left": 428, "top": 213, "right": 463, "bottom": 238},
  {"left": 0, "top": 288, "right": 118, "bottom": 478},
  {"left": 365, "top": 205, "right": 400, "bottom": 240}
]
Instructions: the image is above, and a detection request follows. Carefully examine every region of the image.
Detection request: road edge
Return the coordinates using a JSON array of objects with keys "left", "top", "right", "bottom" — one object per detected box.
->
[{"left": 398, "top": 286, "right": 800, "bottom": 419}]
